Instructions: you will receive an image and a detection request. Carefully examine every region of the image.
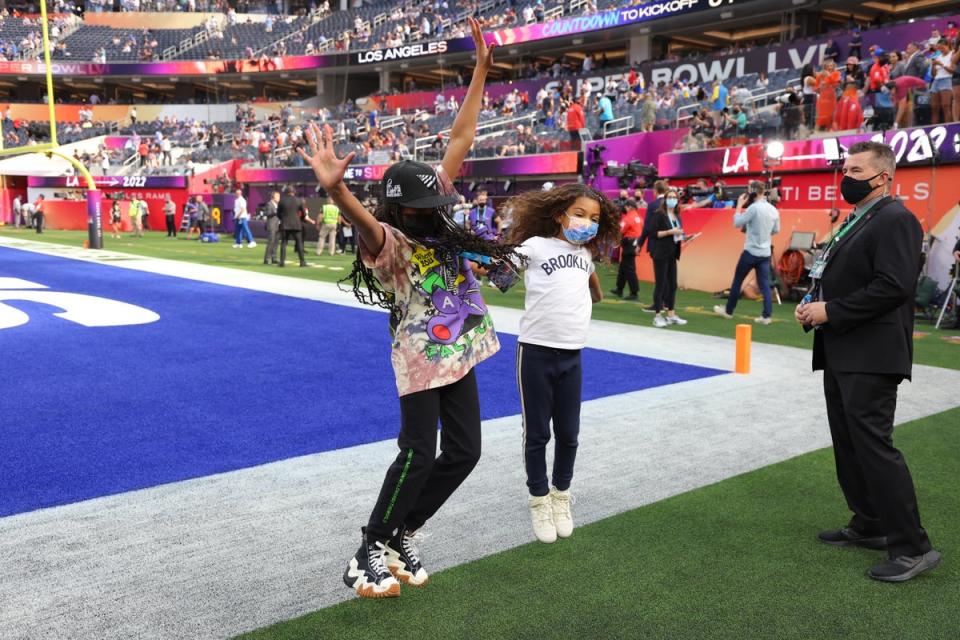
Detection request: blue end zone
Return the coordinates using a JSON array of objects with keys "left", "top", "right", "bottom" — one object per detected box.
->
[{"left": 0, "top": 247, "right": 725, "bottom": 517}]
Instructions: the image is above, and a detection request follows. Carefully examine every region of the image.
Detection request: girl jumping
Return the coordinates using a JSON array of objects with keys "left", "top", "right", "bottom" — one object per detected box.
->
[
  {"left": 506, "top": 183, "right": 619, "bottom": 543},
  {"left": 299, "top": 19, "right": 519, "bottom": 599}
]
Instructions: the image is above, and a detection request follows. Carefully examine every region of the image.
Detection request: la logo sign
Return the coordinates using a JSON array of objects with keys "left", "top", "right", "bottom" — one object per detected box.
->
[{"left": 0, "top": 278, "right": 159, "bottom": 330}]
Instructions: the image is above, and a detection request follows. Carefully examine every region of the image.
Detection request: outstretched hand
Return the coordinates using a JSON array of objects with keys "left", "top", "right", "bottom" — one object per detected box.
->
[
  {"left": 298, "top": 121, "right": 355, "bottom": 192},
  {"left": 469, "top": 17, "right": 495, "bottom": 73}
]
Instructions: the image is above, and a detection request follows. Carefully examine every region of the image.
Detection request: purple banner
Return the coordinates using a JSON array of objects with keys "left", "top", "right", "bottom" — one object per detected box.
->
[
  {"left": 237, "top": 153, "right": 580, "bottom": 185},
  {"left": 27, "top": 175, "right": 187, "bottom": 189},
  {"left": 658, "top": 122, "right": 960, "bottom": 178}
]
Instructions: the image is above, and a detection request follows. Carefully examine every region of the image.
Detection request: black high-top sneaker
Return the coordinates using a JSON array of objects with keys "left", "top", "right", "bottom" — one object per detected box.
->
[
  {"left": 342, "top": 529, "right": 401, "bottom": 599},
  {"left": 384, "top": 525, "right": 429, "bottom": 587}
]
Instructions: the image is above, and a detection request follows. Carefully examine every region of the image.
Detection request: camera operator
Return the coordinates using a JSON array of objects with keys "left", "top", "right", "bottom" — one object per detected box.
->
[
  {"left": 691, "top": 179, "right": 735, "bottom": 208},
  {"left": 719, "top": 105, "right": 748, "bottom": 138},
  {"left": 777, "top": 86, "right": 804, "bottom": 139},
  {"left": 613, "top": 188, "right": 637, "bottom": 215},
  {"left": 713, "top": 180, "right": 780, "bottom": 324},
  {"left": 690, "top": 108, "right": 716, "bottom": 139}
]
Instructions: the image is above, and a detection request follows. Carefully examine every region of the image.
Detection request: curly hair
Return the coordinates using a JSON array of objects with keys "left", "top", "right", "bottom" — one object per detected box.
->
[
  {"left": 339, "top": 200, "right": 522, "bottom": 321},
  {"left": 506, "top": 183, "right": 620, "bottom": 258}
]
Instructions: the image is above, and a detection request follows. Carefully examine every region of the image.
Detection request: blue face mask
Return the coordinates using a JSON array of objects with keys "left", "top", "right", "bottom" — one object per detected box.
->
[
  {"left": 665, "top": 198, "right": 679, "bottom": 209},
  {"left": 562, "top": 214, "right": 599, "bottom": 245}
]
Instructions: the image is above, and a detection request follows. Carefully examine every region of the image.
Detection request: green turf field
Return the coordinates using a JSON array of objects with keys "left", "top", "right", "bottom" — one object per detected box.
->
[
  {"left": 239, "top": 406, "right": 958, "bottom": 640},
  {"left": 4, "top": 228, "right": 958, "bottom": 370}
]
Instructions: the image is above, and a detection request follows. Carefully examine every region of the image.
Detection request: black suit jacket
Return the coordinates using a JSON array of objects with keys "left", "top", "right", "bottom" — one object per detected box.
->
[
  {"left": 649, "top": 209, "right": 683, "bottom": 261},
  {"left": 277, "top": 195, "right": 303, "bottom": 230},
  {"left": 638, "top": 197, "right": 663, "bottom": 254},
  {"left": 812, "top": 196, "right": 922, "bottom": 379}
]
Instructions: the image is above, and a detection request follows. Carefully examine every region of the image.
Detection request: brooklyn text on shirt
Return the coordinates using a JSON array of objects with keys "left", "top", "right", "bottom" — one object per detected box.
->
[{"left": 541, "top": 252, "right": 592, "bottom": 276}]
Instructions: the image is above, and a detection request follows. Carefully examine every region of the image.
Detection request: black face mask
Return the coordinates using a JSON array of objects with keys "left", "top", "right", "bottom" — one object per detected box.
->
[
  {"left": 402, "top": 213, "right": 439, "bottom": 239},
  {"left": 840, "top": 171, "right": 884, "bottom": 205}
]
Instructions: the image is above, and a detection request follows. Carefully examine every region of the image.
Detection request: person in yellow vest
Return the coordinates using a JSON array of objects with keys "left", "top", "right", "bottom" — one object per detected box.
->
[
  {"left": 129, "top": 196, "right": 144, "bottom": 238},
  {"left": 316, "top": 194, "right": 340, "bottom": 256}
]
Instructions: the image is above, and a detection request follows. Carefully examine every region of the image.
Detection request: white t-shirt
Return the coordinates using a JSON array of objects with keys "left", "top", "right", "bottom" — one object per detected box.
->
[
  {"left": 234, "top": 195, "right": 249, "bottom": 220},
  {"left": 516, "top": 236, "right": 595, "bottom": 350}
]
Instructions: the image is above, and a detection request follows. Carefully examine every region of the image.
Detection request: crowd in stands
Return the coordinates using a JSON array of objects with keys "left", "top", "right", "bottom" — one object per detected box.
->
[
  {"left": 84, "top": 0, "right": 283, "bottom": 13},
  {"left": 0, "top": 10, "right": 79, "bottom": 61}
]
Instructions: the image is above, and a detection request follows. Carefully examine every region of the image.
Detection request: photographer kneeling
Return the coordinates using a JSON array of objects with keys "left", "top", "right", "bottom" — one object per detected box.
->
[{"left": 714, "top": 180, "right": 780, "bottom": 324}]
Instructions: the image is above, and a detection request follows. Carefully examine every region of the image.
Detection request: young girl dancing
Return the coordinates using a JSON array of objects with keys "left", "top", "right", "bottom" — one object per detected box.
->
[
  {"left": 300, "top": 19, "right": 519, "bottom": 599},
  {"left": 506, "top": 183, "right": 619, "bottom": 543}
]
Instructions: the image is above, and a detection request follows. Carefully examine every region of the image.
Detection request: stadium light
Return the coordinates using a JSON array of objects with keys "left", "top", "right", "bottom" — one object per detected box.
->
[{"left": 765, "top": 141, "right": 785, "bottom": 160}]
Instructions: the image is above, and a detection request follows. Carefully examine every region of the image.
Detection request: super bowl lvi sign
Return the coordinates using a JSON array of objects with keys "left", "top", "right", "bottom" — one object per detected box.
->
[{"left": 0, "top": 278, "right": 159, "bottom": 330}]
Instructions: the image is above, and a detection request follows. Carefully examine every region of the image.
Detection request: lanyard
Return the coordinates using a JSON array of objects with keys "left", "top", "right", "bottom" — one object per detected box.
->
[{"left": 821, "top": 199, "right": 880, "bottom": 263}]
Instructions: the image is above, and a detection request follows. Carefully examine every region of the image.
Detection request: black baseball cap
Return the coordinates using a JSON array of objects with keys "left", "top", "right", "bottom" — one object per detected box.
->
[{"left": 381, "top": 160, "right": 460, "bottom": 208}]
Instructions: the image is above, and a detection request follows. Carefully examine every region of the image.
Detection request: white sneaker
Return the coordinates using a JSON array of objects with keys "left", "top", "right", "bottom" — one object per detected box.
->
[
  {"left": 653, "top": 315, "right": 668, "bottom": 328},
  {"left": 666, "top": 315, "right": 687, "bottom": 325},
  {"left": 248, "top": 241, "right": 257, "bottom": 248},
  {"left": 529, "top": 494, "right": 557, "bottom": 543},
  {"left": 754, "top": 316, "right": 772, "bottom": 325},
  {"left": 550, "top": 487, "right": 574, "bottom": 538},
  {"left": 232, "top": 243, "right": 242, "bottom": 248},
  {"left": 713, "top": 305, "right": 733, "bottom": 319}
]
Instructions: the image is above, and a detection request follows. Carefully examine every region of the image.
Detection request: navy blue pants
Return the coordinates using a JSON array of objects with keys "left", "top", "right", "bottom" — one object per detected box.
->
[
  {"left": 517, "top": 343, "right": 582, "bottom": 497},
  {"left": 725, "top": 250, "right": 773, "bottom": 318}
]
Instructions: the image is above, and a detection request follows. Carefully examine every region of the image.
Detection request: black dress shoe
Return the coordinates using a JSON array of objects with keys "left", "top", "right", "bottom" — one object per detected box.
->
[
  {"left": 817, "top": 527, "right": 888, "bottom": 550},
  {"left": 609, "top": 288, "right": 623, "bottom": 298},
  {"left": 868, "top": 550, "right": 941, "bottom": 582},
  {"left": 624, "top": 294, "right": 639, "bottom": 301}
]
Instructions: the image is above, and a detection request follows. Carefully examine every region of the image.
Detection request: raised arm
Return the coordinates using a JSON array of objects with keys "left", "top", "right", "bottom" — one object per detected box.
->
[
  {"left": 300, "top": 121, "right": 385, "bottom": 256},
  {"left": 441, "top": 17, "right": 496, "bottom": 180}
]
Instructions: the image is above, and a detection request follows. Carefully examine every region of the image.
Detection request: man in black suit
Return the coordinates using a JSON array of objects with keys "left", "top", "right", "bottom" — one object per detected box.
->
[
  {"left": 637, "top": 179, "right": 668, "bottom": 312},
  {"left": 277, "top": 186, "right": 314, "bottom": 267},
  {"left": 796, "top": 141, "right": 940, "bottom": 582}
]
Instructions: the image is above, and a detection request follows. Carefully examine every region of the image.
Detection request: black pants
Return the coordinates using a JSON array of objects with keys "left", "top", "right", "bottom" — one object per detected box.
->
[
  {"left": 823, "top": 367, "right": 932, "bottom": 558},
  {"left": 615, "top": 240, "right": 638, "bottom": 295},
  {"left": 337, "top": 227, "right": 356, "bottom": 253},
  {"left": 263, "top": 217, "right": 280, "bottom": 263},
  {"left": 165, "top": 214, "right": 176, "bottom": 237},
  {"left": 652, "top": 256, "right": 678, "bottom": 312},
  {"left": 33, "top": 212, "right": 44, "bottom": 234},
  {"left": 279, "top": 228, "right": 305, "bottom": 266},
  {"left": 517, "top": 343, "right": 582, "bottom": 497},
  {"left": 802, "top": 93, "right": 816, "bottom": 129},
  {"left": 366, "top": 369, "right": 482, "bottom": 541}
]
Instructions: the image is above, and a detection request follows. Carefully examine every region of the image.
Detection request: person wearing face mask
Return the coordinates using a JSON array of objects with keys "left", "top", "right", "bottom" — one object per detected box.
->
[
  {"left": 795, "top": 141, "right": 940, "bottom": 583},
  {"left": 714, "top": 181, "right": 780, "bottom": 324},
  {"left": 505, "top": 183, "right": 620, "bottom": 543},
  {"left": 467, "top": 189, "right": 500, "bottom": 241},
  {"left": 300, "top": 19, "right": 525, "bottom": 600},
  {"left": 650, "top": 189, "right": 687, "bottom": 328}
]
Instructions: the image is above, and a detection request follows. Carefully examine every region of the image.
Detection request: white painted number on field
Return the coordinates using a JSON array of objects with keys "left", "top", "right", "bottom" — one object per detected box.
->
[{"left": 0, "top": 278, "right": 160, "bottom": 330}]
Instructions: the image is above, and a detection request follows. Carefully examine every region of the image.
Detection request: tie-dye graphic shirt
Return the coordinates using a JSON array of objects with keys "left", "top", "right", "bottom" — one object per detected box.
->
[{"left": 361, "top": 224, "right": 500, "bottom": 396}]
